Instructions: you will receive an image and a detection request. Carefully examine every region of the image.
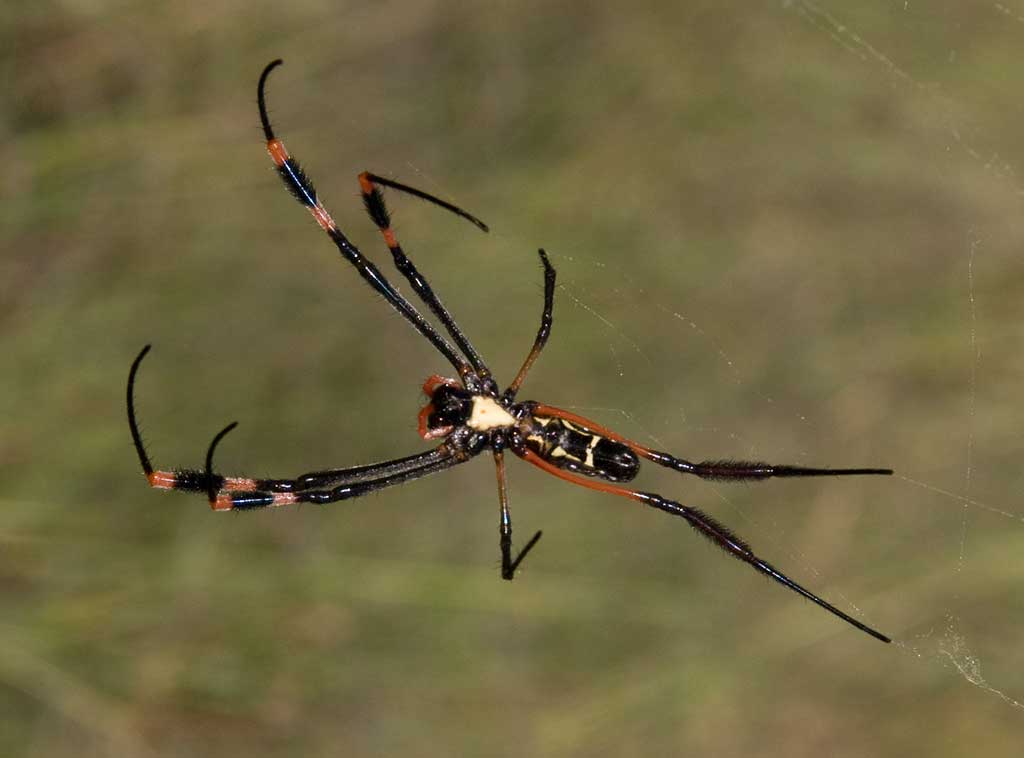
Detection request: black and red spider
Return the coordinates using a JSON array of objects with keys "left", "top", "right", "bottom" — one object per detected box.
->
[{"left": 127, "top": 59, "right": 893, "bottom": 643}]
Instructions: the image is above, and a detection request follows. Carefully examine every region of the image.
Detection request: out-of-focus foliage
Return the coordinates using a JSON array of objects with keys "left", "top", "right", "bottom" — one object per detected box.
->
[{"left": 3, "top": 2, "right": 1023, "bottom": 756}]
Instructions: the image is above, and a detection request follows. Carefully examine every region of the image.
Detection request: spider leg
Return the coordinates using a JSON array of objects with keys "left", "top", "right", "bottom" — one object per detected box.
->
[
  {"left": 493, "top": 448, "right": 543, "bottom": 580},
  {"left": 257, "top": 60, "right": 475, "bottom": 382},
  {"left": 128, "top": 344, "right": 460, "bottom": 506},
  {"left": 504, "top": 249, "right": 555, "bottom": 400},
  {"left": 127, "top": 344, "right": 156, "bottom": 478},
  {"left": 359, "top": 172, "right": 489, "bottom": 232},
  {"left": 358, "top": 171, "right": 492, "bottom": 381},
  {"left": 201, "top": 422, "right": 465, "bottom": 510},
  {"left": 528, "top": 403, "right": 893, "bottom": 480},
  {"left": 513, "top": 446, "right": 891, "bottom": 643},
  {"left": 633, "top": 451, "right": 893, "bottom": 480},
  {"left": 280, "top": 450, "right": 455, "bottom": 492}
]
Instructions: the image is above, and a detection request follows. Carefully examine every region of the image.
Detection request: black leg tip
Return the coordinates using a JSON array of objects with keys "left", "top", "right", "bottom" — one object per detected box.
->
[{"left": 503, "top": 529, "right": 544, "bottom": 580}]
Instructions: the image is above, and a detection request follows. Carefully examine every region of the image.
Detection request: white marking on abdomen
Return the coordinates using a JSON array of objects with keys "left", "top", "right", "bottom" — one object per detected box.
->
[{"left": 467, "top": 396, "right": 516, "bottom": 431}]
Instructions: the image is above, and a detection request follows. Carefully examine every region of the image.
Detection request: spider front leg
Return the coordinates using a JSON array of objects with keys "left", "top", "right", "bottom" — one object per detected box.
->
[
  {"left": 493, "top": 445, "right": 542, "bottom": 580},
  {"left": 258, "top": 60, "right": 476, "bottom": 381},
  {"left": 357, "top": 170, "right": 493, "bottom": 384}
]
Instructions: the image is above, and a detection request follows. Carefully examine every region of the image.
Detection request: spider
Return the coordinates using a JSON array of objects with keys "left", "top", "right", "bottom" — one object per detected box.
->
[{"left": 127, "top": 59, "right": 893, "bottom": 643}]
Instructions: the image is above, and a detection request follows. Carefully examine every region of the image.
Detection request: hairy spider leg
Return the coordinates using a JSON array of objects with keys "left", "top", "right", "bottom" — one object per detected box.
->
[
  {"left": 493, "top": 447, "right": 543, "bottom": 579},
  {"left": 514, "top": 447, "right": 891, "bottom": 643},
  {"left": 528, "top": 404, "right": 894, "bottom": 481},
  {"left": 505, "top": 249, "right": 556, "bottom": 400},
  {"left": 358, "top": 171, "right": 493, "bottom": 382},
  {"left": 201, "top": 420, "right": 464, "bottom": 511},
  {"left": 361, "top": 173, "right": 490, "bottom": 233},
  {"left": 486, "top": 249, "right": 553, "bottom": 577},
  {"left": 127, "top": 345, "right": 464, "bottom": 510},
  {"left": 257, "top": 59, "right": 476, "bottom": 384}
]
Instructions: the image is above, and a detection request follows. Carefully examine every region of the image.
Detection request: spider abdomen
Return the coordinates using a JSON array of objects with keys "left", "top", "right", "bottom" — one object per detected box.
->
[{"left": 525, "top": 416, "right": 639, "bottom": 482}]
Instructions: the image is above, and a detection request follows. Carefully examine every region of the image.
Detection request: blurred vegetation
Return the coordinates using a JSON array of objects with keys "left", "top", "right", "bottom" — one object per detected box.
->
[{"left": 3, "top": 1, "right": 1024, "bottom": 756}]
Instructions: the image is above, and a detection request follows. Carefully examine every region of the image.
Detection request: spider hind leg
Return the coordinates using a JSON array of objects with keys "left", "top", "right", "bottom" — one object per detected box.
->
[{"left": 513, "top": 444, "right": 891, "bottom": 643}]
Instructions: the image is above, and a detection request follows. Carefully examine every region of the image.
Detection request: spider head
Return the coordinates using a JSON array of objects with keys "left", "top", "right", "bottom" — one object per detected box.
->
[{"left": 418, "top": 375, "right": 473, "bottom": 440}]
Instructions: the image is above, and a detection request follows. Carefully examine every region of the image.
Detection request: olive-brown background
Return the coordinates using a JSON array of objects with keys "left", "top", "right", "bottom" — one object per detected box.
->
[{"left": 4, "top": 2, "right": 1024, "bottom": 756}]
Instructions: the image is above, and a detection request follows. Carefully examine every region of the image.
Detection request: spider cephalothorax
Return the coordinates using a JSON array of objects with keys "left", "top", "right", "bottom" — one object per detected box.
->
[
  {"left": 417, "top": 376, "right": 517, "bottom": 440},
  {"left": 127, "top": 59, "right": 894, "bottom": 644}
]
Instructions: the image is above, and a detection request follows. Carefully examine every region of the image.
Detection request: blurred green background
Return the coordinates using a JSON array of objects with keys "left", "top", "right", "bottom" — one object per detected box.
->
[{"left": 4, "top": 1, "right": 1024, "bottom": 756}]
